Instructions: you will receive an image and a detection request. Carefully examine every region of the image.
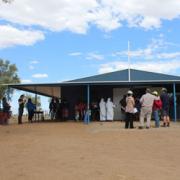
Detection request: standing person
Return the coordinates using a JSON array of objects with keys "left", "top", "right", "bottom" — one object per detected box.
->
[
  {"left": 99, "top": 98, "right": 106, "bottom": 121},
  {"left": 61, "top": 99, "right": 69, "bottom": 120},
  {"left": 74, "top": 103, "right": 80, "bottom": 121},
  {"left": 91, "top": 102, "right": 99, "bottom": 121},
  {"left": 2, "top": 97, "right": 11, "bottom": 125},
  {"left": 18, "top": 94, "right": 26, "bottom": 124},
  {"left": 152, "top": 91, "right": 162, "bottom": 128},
  {"left": 125, "top": 90, "right": 135, "bottom": 129},
  {"left": 106, "top": 98, "right": 115, "bottom": 121},
  {"left": 160, "top": 88, "right": 170, "bottom": 127},
  {"left": 49, "top": 97, "right": 57, "bottom": 120},
  {"left": 119, "top": 95, "right": 126, "bottom": 121},
  {"left": 139, "top": 89, "right": 158, "bottom": 129},
  {"left": 26, "top": 98, "right": 36, "bottom": 123},
  {"left": 134, "top": 96, "right": 141, "bottom": 121},
  {"left": 78, "top": 102, "right": 86, "bottom": 121}
]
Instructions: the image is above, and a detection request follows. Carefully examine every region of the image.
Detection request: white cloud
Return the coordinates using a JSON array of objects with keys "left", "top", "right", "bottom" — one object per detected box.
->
[
  {"left": 112, "top": 35, "right": 180, "bottom": 60},
  {"left": 69, "top": 52, "right": 82, "bottom": 56},
  {"left": 86, "top": 52, "right": 104, "bottom": 60},
  {"left": 32, "top": 73, "right": 48, "bottom": 78},
  {"left": 29, "top": 65, "right": 35, "bottom": 70},
  {"left": 98, "top": 60, "right": 180, "bottom": 75},
  {"left": 0, "top": 0, "right": 180, "bottom": 34},
  {"left": 21, "top": 79, "right": 32, "bottom": 83},
  {"left": 157, "top": 52, "right": 180, "bottom": 59},
  {"left": 30, "top": 60, "right": 39, "bottom": 64},
  {"left": 0, "top": 25, "right": 45, "bottom": 48},
  {"left": 28, "top": 60, "right": 39, "bottom": 70}
]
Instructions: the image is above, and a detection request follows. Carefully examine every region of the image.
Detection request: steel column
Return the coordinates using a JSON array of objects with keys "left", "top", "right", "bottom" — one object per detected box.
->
[{"left": 173, "top": 83, "right": 177, "bottom": 122}]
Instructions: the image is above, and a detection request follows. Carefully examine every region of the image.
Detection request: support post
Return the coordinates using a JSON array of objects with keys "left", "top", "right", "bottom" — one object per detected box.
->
[
  {"left": 84, "top": 84, "right": 90, "bottom": 124},
  {"left": 173, "top": 83, "right": 177, "bottom": 122},
  {"left": 34, "top": 86, "right": 37, "bottom": 109}
]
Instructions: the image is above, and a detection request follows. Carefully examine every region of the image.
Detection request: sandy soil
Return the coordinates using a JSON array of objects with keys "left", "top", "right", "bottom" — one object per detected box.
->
[{"left": 1, "top": 119, "right": 180, "bottom": 180}]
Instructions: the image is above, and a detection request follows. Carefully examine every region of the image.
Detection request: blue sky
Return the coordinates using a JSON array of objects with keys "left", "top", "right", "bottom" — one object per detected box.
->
[{"left": 0, "top": 0, "right": 180, "bottom": 113}]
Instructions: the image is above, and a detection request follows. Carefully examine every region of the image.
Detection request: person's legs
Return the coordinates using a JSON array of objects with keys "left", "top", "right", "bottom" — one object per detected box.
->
[
  {"left": 166, "top": 108, "right": 170, "bottom": 127},
  {"left": 50, "top": 111, "right": 54, "bottom": 120},
  {"left": 167, "top": 116, "right": 170, "bottom": 126},
  {"left": 29, "top": 110, "right": 34, "bottom": 122},
  {"left": 140, "top": 108, "right": 145, "bottom": 128},
  {"left": 4, "top": 112, "right": 8, "bottom": 125},
  {"left": 153, "top": 110, "right": 160, "bottom": 127},
  {"left": 28, "top": 110, "right": 31, "bottom": 122},
  {"left": 130, "top": 113, "right": 134, "bottom": 128},
  {"left": 162, "top": 109, "right": 168, "bottom": 126},
  {"left": 146, "top": 109, "right": 152, "bottom": 128},
  {"left": 125, "top": 113, "right": 130, "bottom": 128},
  {"left": 18, "top": 108, "right": 23, "bottom": 124}
]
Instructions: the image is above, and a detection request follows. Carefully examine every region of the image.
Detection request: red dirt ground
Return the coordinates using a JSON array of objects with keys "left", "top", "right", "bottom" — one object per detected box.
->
[{"left": 0, "top": 120, "right": 180, "bottom": 180}]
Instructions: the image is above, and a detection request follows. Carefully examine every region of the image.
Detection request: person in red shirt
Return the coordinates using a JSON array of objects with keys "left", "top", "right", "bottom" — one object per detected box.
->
[{"left": 152, "top": 91, "right": 162, "bottom": 128}]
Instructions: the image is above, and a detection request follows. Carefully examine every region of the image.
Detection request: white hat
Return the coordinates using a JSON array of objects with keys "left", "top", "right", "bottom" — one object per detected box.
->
[
  {"left": 162, "top": 88, "right": 167, "bottom": 92},
  {"left": 152, "top": 91, "right": 158, "bottom": 96},
  {"left": 127, "top": 90, "right": 133, "bottom": 95}
]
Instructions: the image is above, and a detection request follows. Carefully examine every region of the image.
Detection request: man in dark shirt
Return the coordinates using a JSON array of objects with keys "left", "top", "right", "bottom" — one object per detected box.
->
[
  {"left": 160, "top": 88, "right": 170, "bottom": 127},
  {"left": 18, "top": 94, "right": 26, "bottom": 124}
]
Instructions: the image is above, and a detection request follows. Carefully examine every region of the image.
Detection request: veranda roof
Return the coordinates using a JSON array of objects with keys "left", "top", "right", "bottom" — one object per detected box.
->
[{"left": 8, "top": 69, "right": 180, "bottom": 97}]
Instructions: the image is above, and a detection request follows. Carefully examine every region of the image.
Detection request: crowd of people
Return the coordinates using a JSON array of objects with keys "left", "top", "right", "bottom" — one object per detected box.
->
[
  {"left": 99, "top": 87, "right": 172, "bottom": 129},
  {"left": 129, "top": 87, "right": 172, "bottom": 129},
  {"left": 0, "top": 87, "right": 174, "bottom": 127},
  {"left": 49, "top": 97, "right": 69, "bottom": 121}
]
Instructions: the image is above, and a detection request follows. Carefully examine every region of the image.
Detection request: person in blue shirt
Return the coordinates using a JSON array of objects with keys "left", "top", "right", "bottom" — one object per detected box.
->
[{"left": 26, "top": 98, "right": 36, "bottom": 123}]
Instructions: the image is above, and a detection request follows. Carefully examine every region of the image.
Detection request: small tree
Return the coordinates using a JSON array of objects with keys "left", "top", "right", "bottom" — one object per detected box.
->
[{"left": 0, "top": 59, "right": 20, "bottom": 105}]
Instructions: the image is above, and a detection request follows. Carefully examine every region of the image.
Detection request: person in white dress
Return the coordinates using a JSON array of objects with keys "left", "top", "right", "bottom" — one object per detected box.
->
[
  {"left": 99, "top": 98, "right": 106, "bottom": 121},
  {"left": 106, "top": 98, "right": 115, "bottom": 121}
]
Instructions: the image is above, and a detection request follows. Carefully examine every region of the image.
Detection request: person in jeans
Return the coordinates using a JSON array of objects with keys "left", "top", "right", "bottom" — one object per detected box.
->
[
  {"left": 139, "top": 89, "right": 158, "bottom": 129},
  {"left": 125, "top": 90, "right": 135, "bottom": 129},
  {"left": 152, "top": 91, "right": 162, "bottom": 128}
]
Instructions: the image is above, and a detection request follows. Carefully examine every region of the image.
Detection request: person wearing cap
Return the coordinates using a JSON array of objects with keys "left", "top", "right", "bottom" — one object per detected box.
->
[
  {"left": 152, "top": 91, "right": 162, "bottom": 128},
  {"left": 160, "top": 88, "right": 170, "bottom": 127},
  {"left": 139, "top": 88, "right": 158, "bottom": 129},
  {"left": 125, "top": 90, "right": 135, "bottom": 128}
]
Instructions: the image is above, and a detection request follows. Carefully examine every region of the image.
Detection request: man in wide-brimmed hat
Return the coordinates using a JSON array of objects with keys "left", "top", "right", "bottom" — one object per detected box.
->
[{"left": 139, "top": 88, "right": 158, "bottom": 129}]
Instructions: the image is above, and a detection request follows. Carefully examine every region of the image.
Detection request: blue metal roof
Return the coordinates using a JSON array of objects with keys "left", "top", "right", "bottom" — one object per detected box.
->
[
  {"left": 8, "top": 69, "right": 180, "bottom": 97},
  {"left": 68, "top": 69, "right": 180, "bottom": 83}
]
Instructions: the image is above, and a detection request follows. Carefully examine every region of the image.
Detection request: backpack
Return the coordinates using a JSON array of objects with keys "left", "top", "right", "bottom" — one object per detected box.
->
[{"left": 154, "top": 99, "right": 162, "bottom": 109}]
